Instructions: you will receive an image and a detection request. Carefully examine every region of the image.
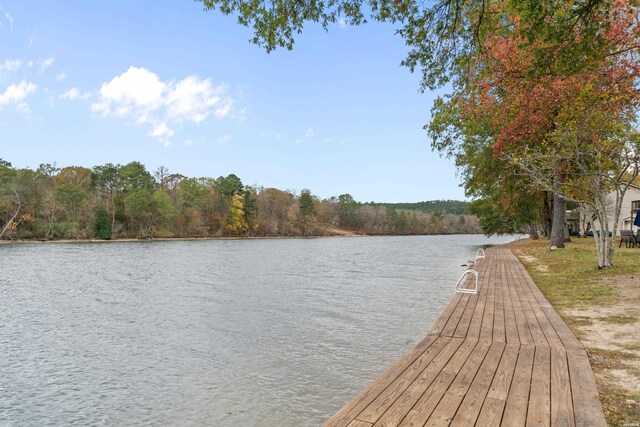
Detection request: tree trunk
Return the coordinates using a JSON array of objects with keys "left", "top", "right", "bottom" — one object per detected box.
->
[
  {"left": 591, "top": 192, "right": 616, "bottom": 269},
  {"left": 110, "top": 195, "right": 116, "bottom": 237},
  {"left": 528, "top": 221, "right": 539, "bottom": 239},
  {"left": 564, "top": 221, "right": 572, "bottom": 243},
  {"left": 550, "top": 190, "right": 566, "bottom": 248},
  {"left": 541, "top": 191, "right": 553, "bottom": 237},
  {"left": 0, "top": 189, "right": 21, "bottom": 240}
]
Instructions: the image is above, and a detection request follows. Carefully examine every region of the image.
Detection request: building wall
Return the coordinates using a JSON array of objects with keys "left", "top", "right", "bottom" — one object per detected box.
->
[{"left": 586, "top": 186, "right": 640, "bottom": 235}]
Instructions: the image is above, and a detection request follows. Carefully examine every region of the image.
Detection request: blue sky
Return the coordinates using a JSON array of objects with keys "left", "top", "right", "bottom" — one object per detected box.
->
[{"left": 0, "top": 1, "right": 464, "bottom": 203}]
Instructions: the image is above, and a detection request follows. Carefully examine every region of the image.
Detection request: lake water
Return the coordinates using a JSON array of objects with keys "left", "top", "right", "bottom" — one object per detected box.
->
[{"left": 0, "top": 234, "right": 518, "bottom": 426}]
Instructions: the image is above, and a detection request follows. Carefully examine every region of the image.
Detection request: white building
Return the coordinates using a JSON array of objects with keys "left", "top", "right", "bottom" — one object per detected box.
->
[{"left": 573, "top": 184, "right": 640, "bottom": 236}]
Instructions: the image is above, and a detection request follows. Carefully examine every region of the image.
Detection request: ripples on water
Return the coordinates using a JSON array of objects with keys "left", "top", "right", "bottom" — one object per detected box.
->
[{"left": 0, "top": 235, "right": 517, "bottom": 426}]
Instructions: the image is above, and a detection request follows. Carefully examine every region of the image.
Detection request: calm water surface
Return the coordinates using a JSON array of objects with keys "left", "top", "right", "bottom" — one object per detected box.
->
[{"left": 0, "top": 235, "right": 517, "bottom": 426}]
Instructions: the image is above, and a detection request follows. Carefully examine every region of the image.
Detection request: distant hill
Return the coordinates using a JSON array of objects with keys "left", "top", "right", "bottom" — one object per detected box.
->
[{"left": 383, "top": 200, "right": 470, "bottom": 215}]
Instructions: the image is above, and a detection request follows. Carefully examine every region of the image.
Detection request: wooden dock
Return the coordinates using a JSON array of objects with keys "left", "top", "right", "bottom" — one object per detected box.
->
[{"left": 323, "top": 248, "right": 606, "bottom": 426}]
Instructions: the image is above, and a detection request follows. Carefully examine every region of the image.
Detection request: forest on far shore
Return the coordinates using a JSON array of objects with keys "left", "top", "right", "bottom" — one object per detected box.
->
[{"left": 0, "top": 159, "right": 481, "bottom": 240}]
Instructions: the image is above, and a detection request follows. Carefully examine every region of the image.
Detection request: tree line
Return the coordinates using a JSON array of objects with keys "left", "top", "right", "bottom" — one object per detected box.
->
[
  {"left": 0, "top": 159, "right": 480, "bottom": 240},
  {"left": 385, "top": 200, "right": 469, "bottom": 215}
]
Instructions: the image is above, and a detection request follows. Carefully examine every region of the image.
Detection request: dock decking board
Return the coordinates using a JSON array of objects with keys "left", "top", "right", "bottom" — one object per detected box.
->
[{"left": 323, "top": 248, "right": 606, "bottom": 427}]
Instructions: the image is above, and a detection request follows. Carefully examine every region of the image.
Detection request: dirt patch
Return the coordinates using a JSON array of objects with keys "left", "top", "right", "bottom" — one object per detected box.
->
[
  {"left": 322, "top": 228, "right": 358, "bottom": 236},
  {"left": 519, "top": 254, "right": 549, "bottom": 272},
  {"left": 563, "top": 275, "right": 640, "bottom": 398}
]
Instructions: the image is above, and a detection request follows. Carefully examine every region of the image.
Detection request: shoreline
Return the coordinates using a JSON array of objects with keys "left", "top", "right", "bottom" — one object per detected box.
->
[{"left": 0, "top": 232, "right": 492, "bottom": 245}]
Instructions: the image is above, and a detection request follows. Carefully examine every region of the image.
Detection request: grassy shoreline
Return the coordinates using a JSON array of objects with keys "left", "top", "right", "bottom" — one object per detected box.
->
[{"left": 508, "top": 237, "right": 640, "bottom": 426}]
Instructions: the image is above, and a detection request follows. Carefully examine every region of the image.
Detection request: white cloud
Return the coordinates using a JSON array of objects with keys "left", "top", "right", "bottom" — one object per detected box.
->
[
  {"left": 59, "top": 87, "right": 79, "bottom": 100},
  {"left": 339, "top": 19, "right": 347, "bottom": 28},
  {"left": 304, "top": 127, "right": 315, "bottom": 138},
  {"left": 0, "top": 81, "right": 37, "bottom": 112},
  {"left": 184, "top": 139, "right": 193, "bottom": 147},
  {"left": 166, "top": 76, "right": 232, "bottom": 122},
  {"left": 27, "top": 37, "right": 34, "bottom": 48},
  {"left": 59, "top": 87, "right": 91, "bottom": 101},
  {"left": 93, "top": 66, "right": 165, "bottom": 117},
  {"left": 5, "top": 12, "right": 13, "bottom": 32},
  {"left": 26, "top": 60, "right": 33, "bottom": 68},
  {"left": 38, "top": 57, "right": 55, "bottom": 72},
  {"left": 56, "top": 72, "right": 66, "bottom": 81},
  {"left": 217, "top": 133, "right": 231, "bottom": 144},
  {"left": 92, "top": 66, "right": 236, "bottom": 144},
  {"left": 148, "top": 122, "right": 175, "bottom": 147},
  {"left": 148, "top": 122, "right": 174, "bottom": 139},
  {"left": 0, "top": 58, "right": 21, "bottom": 72}
]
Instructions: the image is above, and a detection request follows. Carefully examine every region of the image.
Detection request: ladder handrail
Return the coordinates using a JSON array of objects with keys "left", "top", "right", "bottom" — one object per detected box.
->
[
  {"left": 455, "top": 269, "right": 479, "bottom": 294},
  {"left": 475, "top": 248, "right": 486, "bottom": 264}
]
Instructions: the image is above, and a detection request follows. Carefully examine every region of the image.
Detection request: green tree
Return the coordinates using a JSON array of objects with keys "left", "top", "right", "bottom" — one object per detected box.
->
[
  {"left": 0, "top": 160, "right": 19, "bottom": 239},
  {"left": 176, "top": 178, "right": 210, "bottom": 236},
  {"left": 93, "top": 203, "right": 112, "bottom": 239},
  {"left": 216, "top": 174, "right": 244, "bottom": 198},
  {"left": 243, "top": 187, "right": 258, "bottom": 233},
  {"left": 298, "top": 189, "right": 316, "bottom": 236},
  {"left": 338, "top": 193, "right": 361, "bottom": 229},
  {"left": 92, "top": 163, "right": 122, "bottom": 233},
  {"left": 124, "top": 189, "right": 175, "bottom": 238},
  {"left": 119, "top": 161, "right": 155, "bottom": 192}
]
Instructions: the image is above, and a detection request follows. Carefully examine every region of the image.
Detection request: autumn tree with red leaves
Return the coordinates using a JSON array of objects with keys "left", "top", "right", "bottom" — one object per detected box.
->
[{"left": 431, "top": 0, "right": 640, "bottom": 267}]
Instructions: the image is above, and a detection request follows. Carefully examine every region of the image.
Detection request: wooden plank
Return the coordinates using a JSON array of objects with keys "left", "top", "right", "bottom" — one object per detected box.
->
[
  {"left": 509, "top": 257, "right": 563, "bottom": 349},
  {"left": 479, "top": 263, "right": 496, "bottom": 341},
  {"left": 475, "top": 397, "right": 506, "bottom": 426},
  {"left": 506, "top": 263, "right": 534, "bottom": 345},
  {"left": 526, "top": 345, "right": 551, "bottom": 427},
  {"left": 441, "top": 294, "right": 471, "bottom": 337},
  {"left": 491, "top": 263, "right": 506, "bottom": 343},
  {"left": 348, "top": 421, "right": 374, "bottom": 427},
  {"left": 512, "top": 264, "right": 549, "bottom": 347},
  {"left": 453, "top": 292, "right": 478, "bottom": 339},
  {"left": 538, "top": 303, "right": 583, "bottom": 349},
  {"left": 448, "top": 341, "right": 506, "bottom": 426},
  {"left": 501, "top": 263, "right": 520, "bottom": 345},
  {"left": 502, "top": 345, "right": 535, "bottom": 426},
  {"left": 355, "top": 337, "right": 450, "bottom": 423},
  {"left": 425, "top": 340, "right": 493, "bottom": 425},
  {"left": 551, "top": 346, "right": 575, "bottom": 426},
  {"left": 323, "top": 336, "right": 440, "bottom": 427},
  {"left": 566, "top": 347, "right": 607, "bottom": 427},
  {"left": 510, "top": 252, "right": 584, "bottom": 350},
  {"left": 465, "top": 256, "right": 492, "bottom": 341},
  {"left": 396, "top": 339, "right": 480, "bottom": 427},
  {"left": 428, "top": 292, "right": 464, "bottom": 336},
  {"left": 486, "top": 344, "right": 520, "bottom": 401},
  {"left": 372, "top": 337, "right": 465, "bottom": 427}
]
